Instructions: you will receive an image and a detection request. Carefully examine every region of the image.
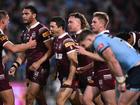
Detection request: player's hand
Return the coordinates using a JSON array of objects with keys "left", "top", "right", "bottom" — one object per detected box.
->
[
  {"left": 75, "top": 46, "right": 87, "bottom": 55},
  {"left": 63, "top": 79, "right": 72, "bottom": 86},
  {"left": 8, "top": 67, "right": 16, "bottom": 77},
  {"left": 29, "top": 61, "right": 41, "bottom": 71},
  {"left": 118, "top": 83, "right": 126, "bottom": 92},
  {"left": 76, "top": 67, "right": 84, "bottom": 74},
  {"left": 27, "top": 37, "right": 37, "bottom": 49}
]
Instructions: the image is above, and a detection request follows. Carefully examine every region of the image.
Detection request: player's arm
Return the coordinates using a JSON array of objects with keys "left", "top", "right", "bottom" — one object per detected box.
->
[
  {"left": 65, "top": 50, "right": 78, "bottom": 85},
  {"left": 76, "top": 46, "right": 104, "bottom": 61},
  {"left": 8, "top": 52, "right": 26, "bottom": 76},
  {"left": 63, "top": 39, "right": 78, "bottom": 85},
  {"left": 4, "top": 37, "right": 36, "bottom": 53},
  {"left": 102, "top": 47, "right": 126, "bottom": 92},
  {"left": 102, "top": 47, "right": 124, "bottom": 77},
  {"left": 29, "top": 39, "right": 53, "bottom": 71},
  {"left": 29, "top": 28, "right": 53, "bottom": 71}
]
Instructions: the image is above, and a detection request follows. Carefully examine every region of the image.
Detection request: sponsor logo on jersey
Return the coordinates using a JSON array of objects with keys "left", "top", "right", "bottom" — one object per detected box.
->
[{"left": 97, "top": 43, "right": 104, "bottom": 51}]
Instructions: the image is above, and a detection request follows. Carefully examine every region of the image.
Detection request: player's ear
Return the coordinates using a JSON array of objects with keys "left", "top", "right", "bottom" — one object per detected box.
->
[
  {"left": 33, "top": 13, "right": 36, "bottom": 19},
  {"left": 0, "top": 19, "right": 5, "bottom": 24}
]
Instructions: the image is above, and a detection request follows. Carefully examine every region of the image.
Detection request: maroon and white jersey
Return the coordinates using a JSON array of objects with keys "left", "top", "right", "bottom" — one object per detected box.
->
[
  {"left": 131, "top": 32, "right": 140, "bottom": 52},
  {"left": 0, "top": 33, "right": 10, "bottom": 74},
  {"left": 20, "top": 22, "right": 51, "bottom": 67},
  {"left": 53, "top": 32, "right": 76, "bottom": 80},
  {"left": 71, "top": 32, "right": 94, "bottom": 76}
]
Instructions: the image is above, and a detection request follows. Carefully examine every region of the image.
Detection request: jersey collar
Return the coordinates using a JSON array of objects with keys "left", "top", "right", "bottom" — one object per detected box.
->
[
  {"left": 98, "top": 30, "right": 109, "bottom": 35},
  {"left": 27, "top": 22, "right": 40, "bottom": 30},
  {"left": 76, "top": 30, "right": 82, "bottom": 34},
  {"left": 0, "top": 29, "right": 4, "bottom": 34},
  {"left": 58, "top": 32, "right": 68, "bottom": 39}
]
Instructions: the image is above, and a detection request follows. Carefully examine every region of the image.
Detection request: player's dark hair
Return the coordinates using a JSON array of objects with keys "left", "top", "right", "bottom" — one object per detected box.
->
[
  {"left": 23, "top": 5, "right": 38, "bottom": 15},
  {"left": 50, "top": 17, "right": 65, "bottom": 30},
  {"left": 93, "top": 12, "right": 109, "bottom": 28},
  {"left": 0, "top": 10, "right": 8, "bottom": 20},
  {"left": 116, "top": 32, "right": 131, "bottom": 41},
  {"left": 78, "top": 29, "right": 93, "bottom": 42},
  {"left": 68, "top": 12, "right": 90, "bottom": 29}
]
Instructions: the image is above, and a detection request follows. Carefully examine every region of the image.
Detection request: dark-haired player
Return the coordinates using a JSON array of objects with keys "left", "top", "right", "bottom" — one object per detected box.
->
[
  {"left": 49, "top": 17, "right": 78, "bottom": 105},
  {"left": 0, "top": 10, "right": 36, "bottom": 105},
  {"left": 116, "top": 31, "right": 140, "bottom": 105},
  {"left": 9, "top": 6, "right": 52, "bottom": 105}
]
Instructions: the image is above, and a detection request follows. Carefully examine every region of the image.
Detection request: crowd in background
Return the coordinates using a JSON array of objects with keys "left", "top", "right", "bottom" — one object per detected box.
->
[
  {"left": 0, "top": 0, "right": 140, "bottom": 43},
  {"left": 0, "top": 0, "right": 140, "bottom": 104}
]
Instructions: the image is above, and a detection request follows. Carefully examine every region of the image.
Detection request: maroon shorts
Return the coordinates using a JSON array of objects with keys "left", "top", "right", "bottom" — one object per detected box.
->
[
  {"left": 88, "top": 69, "right": 116, "bottom": 91},
  {"left": 26, "top": 65, "right": 50, "bottom": 86},
  {"left": 60, "top": 77, "right": 78, "bottom": 90},
  {"left": 0, "top": 74, "right": 12, "bottom": 91}
]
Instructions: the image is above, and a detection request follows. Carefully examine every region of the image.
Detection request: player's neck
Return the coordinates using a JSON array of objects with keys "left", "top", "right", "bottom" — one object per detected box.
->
[
  {"left": 58, "top": 30, "right": 65, "bottom": 36},
  {"left": 0, "top": 25, "right": 4, "bottom": 32},
  {"left": 28, "top": 20, "right": 38, "bottom": 28}
]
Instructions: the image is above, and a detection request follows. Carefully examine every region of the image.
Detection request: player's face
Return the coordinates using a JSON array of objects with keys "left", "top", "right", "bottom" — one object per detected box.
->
[
  {"left": 80, "top": 34, "right": 94, "bottom": 48},
  {"left": 91, "top": 17, "right": 102, "bottom": 33},
  {"left": 68, "top": 16, "right": 81, "bottom": 33},
  {"left": 22, "top": 9, "right": 35, "bottom": 25},
  {"left": 50, "top": 22, "right": 60, "bottom": 36}
]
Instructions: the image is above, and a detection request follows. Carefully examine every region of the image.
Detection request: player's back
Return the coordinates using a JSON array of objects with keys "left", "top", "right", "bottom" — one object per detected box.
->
[{"left": 94, "top": 34, "right": 140, "bottom": 72}]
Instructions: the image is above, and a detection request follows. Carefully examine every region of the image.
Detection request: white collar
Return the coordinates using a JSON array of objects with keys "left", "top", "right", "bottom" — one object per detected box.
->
[
  {"left": 98, "top": 30, "right": 109, "bottom": 35},
  {"left": 76, "top": 30, "right": 82, "bottom": 34},
  {"left": 27, "top": 22, "right": 40, "bottom": 29},
  {"left": 0, "top": 29, "right": 4, "bottom": 34},
  {"left": 58, "top": 32, "right": 68, "bottom": 39},
  {"left": 131, "top": 32, "right": 136, "bottom": 46}
]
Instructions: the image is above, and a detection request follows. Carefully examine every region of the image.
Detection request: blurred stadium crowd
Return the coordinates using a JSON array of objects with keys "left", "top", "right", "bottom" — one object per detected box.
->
[{"left": 0, "top": 0, "right": 140, "bottom": 105}]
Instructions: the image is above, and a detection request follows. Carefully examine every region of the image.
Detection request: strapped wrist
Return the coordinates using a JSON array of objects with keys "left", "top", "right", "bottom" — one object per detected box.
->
[
  {"left": 11, "top": 65, "right": 17, "bottom": 69},
  {"left": 11, "top": 61, "right": 21, "bottom": 70}
]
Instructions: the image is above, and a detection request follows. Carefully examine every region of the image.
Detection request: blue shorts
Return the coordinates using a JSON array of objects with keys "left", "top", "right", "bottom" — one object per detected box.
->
[{"left": 126, "top": 65, "right": 140, "bottom": 92}]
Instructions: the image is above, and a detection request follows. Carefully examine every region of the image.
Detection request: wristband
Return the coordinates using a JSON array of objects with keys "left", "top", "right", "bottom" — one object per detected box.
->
[
  {"left": 11, "top": 64, "right": 18, "bottom": 69},
  {"left": 14, "top": 61, "right": 20, "bottom": 67},
  {"left": 11, "top": 61, "right": 20, "bottom": 69},
  {"left": 116, "top": 76, "right": 126, "bottom": 84}
]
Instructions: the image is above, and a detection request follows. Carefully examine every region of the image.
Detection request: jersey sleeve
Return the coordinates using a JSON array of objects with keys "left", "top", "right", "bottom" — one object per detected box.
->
[
  {"left": 39, "top": 26, "right": 52, "bottom": 43},
  {"left": 94, "top": 37, "right": 110, "bottom": 54},
  {"left": 63, "top": 38, "right": 76, "bottom": 54},
  {"left": 0, "top": 34, "right": 10, "bottom": 47}
]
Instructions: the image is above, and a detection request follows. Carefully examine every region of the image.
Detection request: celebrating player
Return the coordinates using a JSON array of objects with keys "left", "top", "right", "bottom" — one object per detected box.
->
[
  {"left": 50, "top": 17, "right": 78, "bottom": 105},
  {"left": 9, "top": 6, "right": 52, "bottom": 105},
  {"left": 0, "top": 10, "right": 36, "bottom": 105}
]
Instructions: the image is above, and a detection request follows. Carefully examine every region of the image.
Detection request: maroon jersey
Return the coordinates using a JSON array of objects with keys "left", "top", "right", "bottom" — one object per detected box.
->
[
  {"left": 0, "top": 33, "right": 12, "bottom": 91},
  {"left": 132, "top": 32, "right": 140, "bottom": 52},
  {"left": 94, "top": 61, "right": 108, "bottom": 71},
  {"left": 20, "top": 22, "right": 51, "bottom": 67},
  {"left": 71, "top": 33, "right": 94, "bottom": 76},
  {"left": 0, "top": 34, "right": 9, "bottom": 74},
  {"left": 53, "top": 33, "right": 76, "bottom": 81}
]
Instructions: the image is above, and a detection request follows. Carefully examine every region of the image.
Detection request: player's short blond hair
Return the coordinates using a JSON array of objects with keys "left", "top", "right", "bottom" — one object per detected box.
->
[{"left": 93, "top": 12, "right": 109, "bottom": 28}]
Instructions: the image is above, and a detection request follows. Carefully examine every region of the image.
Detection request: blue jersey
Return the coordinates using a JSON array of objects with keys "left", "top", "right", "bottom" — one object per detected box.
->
[{"left": 93, "top": 33, "right": 140, "bottom": 72}]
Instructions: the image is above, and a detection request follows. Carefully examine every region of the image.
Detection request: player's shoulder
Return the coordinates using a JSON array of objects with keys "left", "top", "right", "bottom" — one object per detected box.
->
[
  {"left": 39, "top": 23, "right": 49, "bottom": 31},
  {"left": 38, "top": 23, "right": 50, "bottom": 37},
  {"left": 63, "top": 34, "right": 75, "bottom": 47},
  {"left": 0, "top": 34, "right": 8, "bottom": 41}
]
